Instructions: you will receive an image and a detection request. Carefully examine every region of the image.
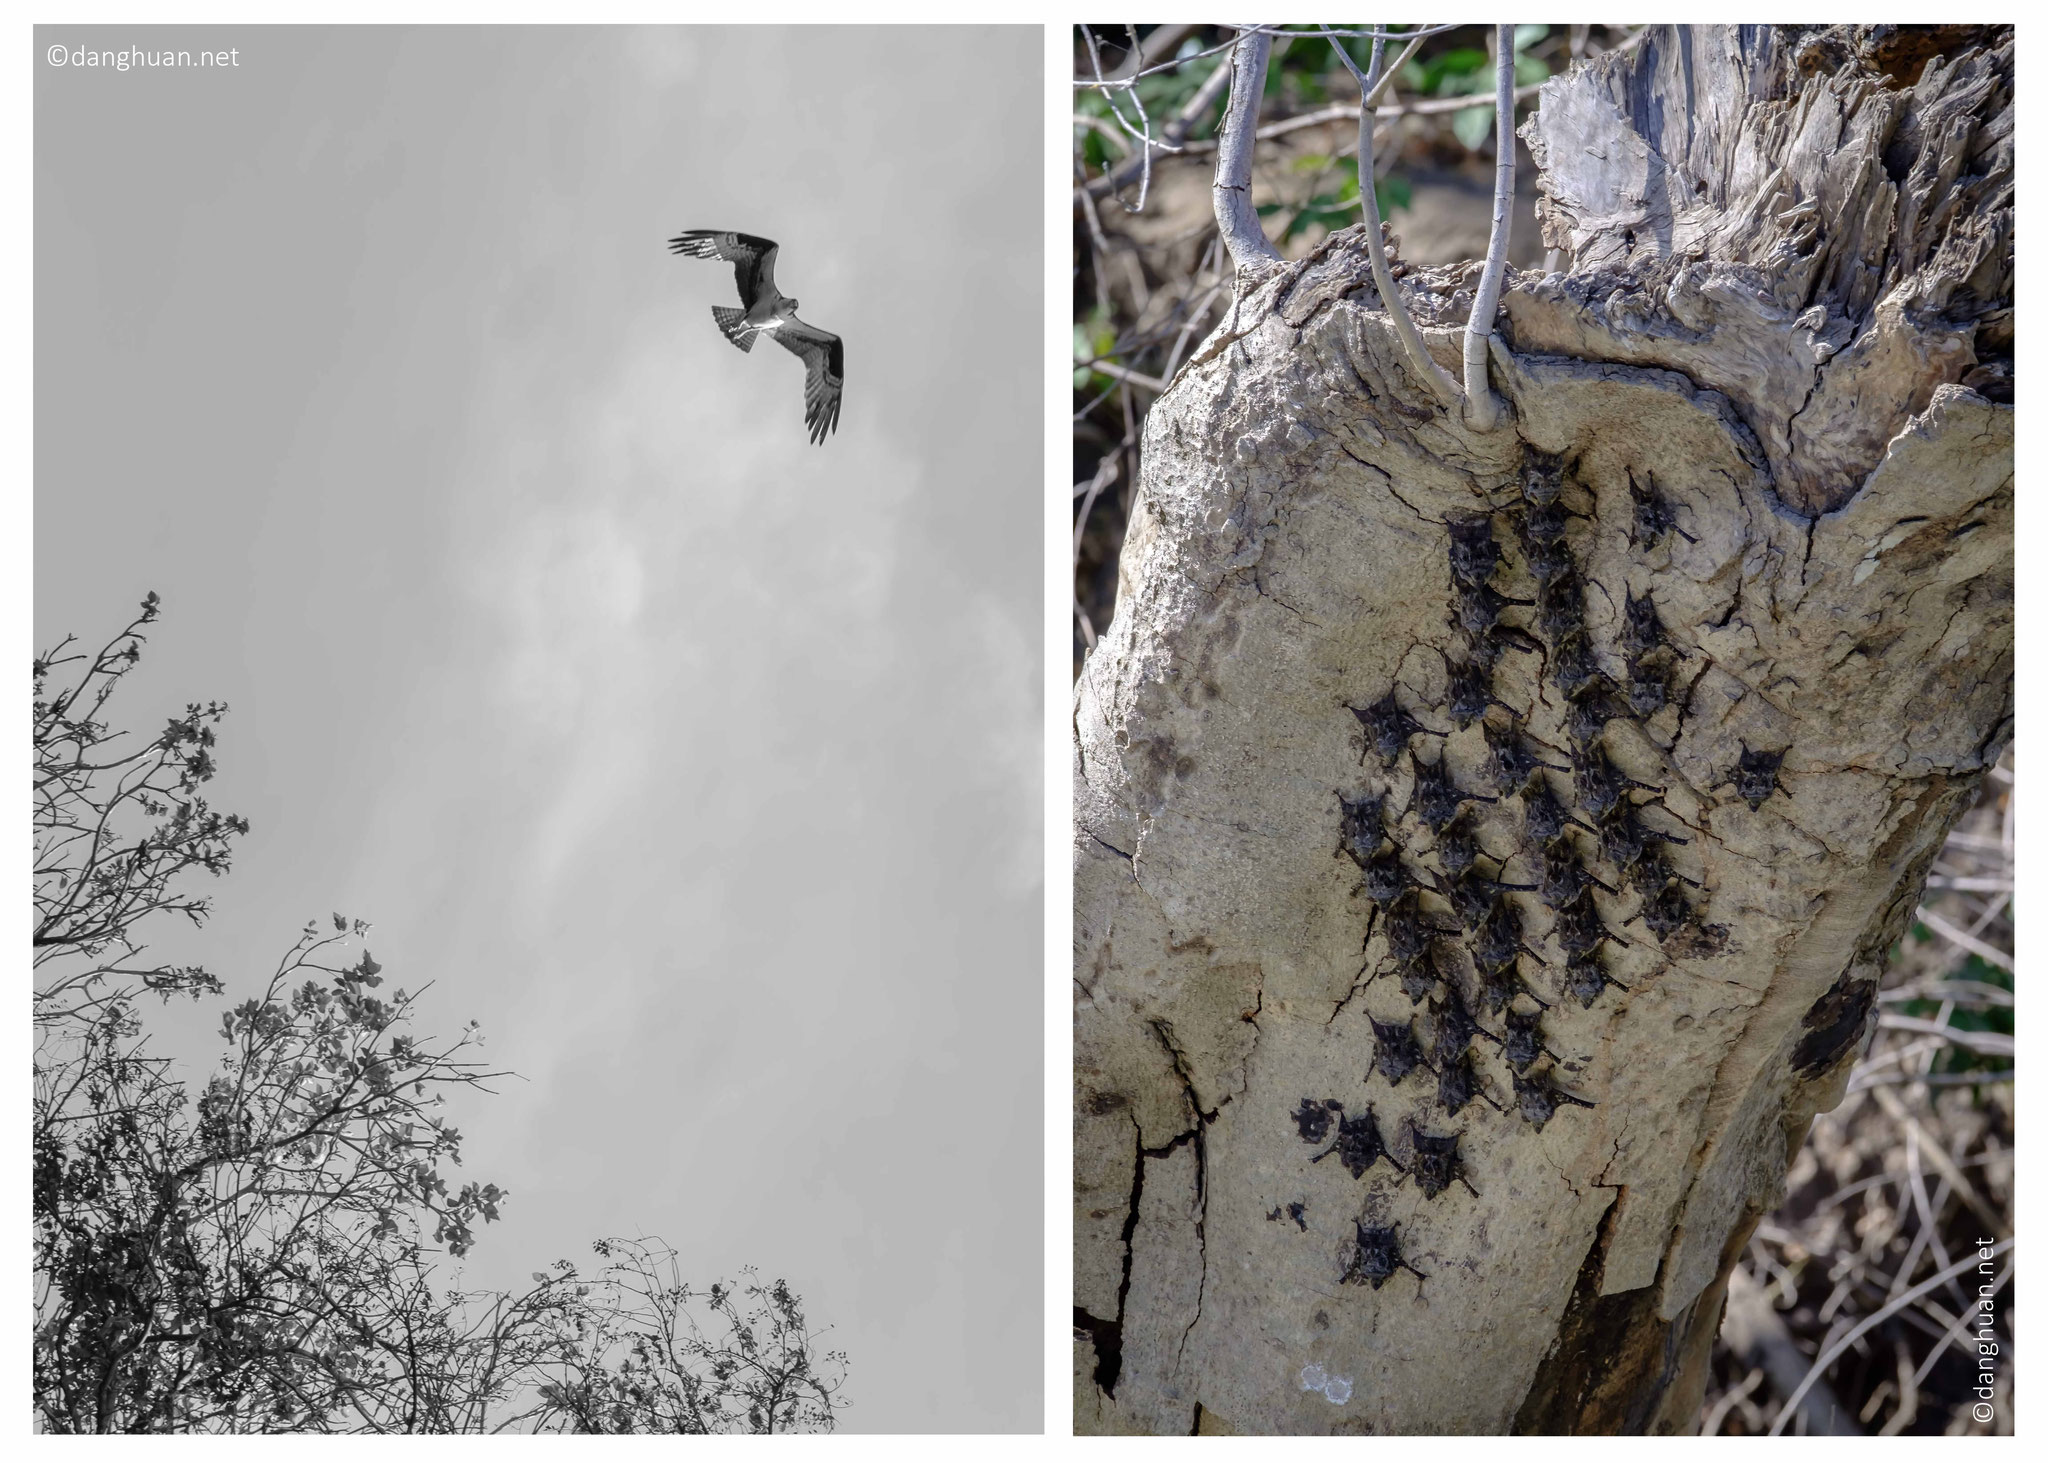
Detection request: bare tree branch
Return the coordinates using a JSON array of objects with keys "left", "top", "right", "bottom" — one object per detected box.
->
[
  {"left": 1461, "top": 25, "right": 1517, "bottom": 431},
  {"left": 1330, "top": 30, "right": 1460, "bottom": 403},
  {"left": 1091, "top": 22, "right": 1198, "bottom": 85},
  {"left": 1081, "top": 51, "right": 1234, "bottom": 205},
  {"left": 1071, "top": 29, "right": 1243, "bottom": 89},
  {"left": 1074, "top": 23, "right": 1457, "bottom": 91},
  {"left": 1211, "top": 30, "right": 1282, "bottom": 270},
  {"left": 1080, "top": 25, "right": 1159, "bottom": 211},
  {"left": 1079, "top": 28, "right": 1653, "bottom": 196},
  {"left": 1767, "top": 1240, "right": 2012, "bottom": 1435},
  {"left": 1076, "top": 358, "right": 1167, "bottom": 394},
  {"left": 32, "top": 602, "right": 848, "bottom": 1435}
]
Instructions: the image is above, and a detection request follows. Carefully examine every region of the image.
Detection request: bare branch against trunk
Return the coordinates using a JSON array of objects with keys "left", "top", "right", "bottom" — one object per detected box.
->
[
  {"left": 1211, "top": 30, "right": 1282, "bottom": 272},
  {"left": 1461, "top": 26, "right": 1517, "bottom": 431},
  {"left": 1334, "top": 31, "right": 1460, "bottom": 406},
  {"left": 1076, "top": 24, "right": 2010, "bottom": 1436}
]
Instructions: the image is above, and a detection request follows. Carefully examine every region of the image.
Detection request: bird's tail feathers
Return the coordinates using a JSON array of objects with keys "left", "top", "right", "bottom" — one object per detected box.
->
[{"left": 710, "top": 305, "right": 757, "bottom": 353}]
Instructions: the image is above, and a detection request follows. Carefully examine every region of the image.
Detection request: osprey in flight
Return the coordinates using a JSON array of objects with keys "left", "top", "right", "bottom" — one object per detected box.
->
[{"left": 668, "top": 229, "right": 844, "bottom": 445}]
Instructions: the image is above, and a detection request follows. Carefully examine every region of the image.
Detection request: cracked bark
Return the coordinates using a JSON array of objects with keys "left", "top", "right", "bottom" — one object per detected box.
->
[{"left": 1073, "top": 25, "right": 2010, "bottom": 1436}]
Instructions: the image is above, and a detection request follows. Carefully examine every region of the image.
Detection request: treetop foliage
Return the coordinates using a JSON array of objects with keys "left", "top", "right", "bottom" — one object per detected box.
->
[{"left": 32, "top": 597, "right": 845, "bottom": 1433}]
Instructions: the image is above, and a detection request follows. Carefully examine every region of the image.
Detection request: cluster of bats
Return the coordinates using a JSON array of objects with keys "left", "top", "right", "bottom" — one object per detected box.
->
[{"left": 1275, "top": 445, "right": 1789, "bottom": 1294}]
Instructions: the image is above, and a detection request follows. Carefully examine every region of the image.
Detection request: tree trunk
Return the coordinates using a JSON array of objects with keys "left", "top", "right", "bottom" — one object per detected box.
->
[{"left": 1073, "top": 25, "right": 2010, "bottom": 1436}]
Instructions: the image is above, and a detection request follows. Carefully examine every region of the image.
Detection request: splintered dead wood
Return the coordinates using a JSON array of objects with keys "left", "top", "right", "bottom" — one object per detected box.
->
[{"left": 1074, "top": 26, "right": 2009, "bottom": 1438}]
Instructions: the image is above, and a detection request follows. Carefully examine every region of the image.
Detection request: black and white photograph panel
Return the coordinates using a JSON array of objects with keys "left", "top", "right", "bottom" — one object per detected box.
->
[
  {"left": 1073, "top": 24, "right": 2012, "bottom": 1436},
  {"left": 34, "top": 24, "right": 1041, "bottom": 1434}
]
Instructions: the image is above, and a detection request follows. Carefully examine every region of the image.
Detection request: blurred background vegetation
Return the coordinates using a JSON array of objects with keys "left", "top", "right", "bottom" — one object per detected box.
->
[
  {"left": 1073, "top": 24, "right": 2013, "bottom": 1437},
  {"left": 1703, "top": 755, "right": 2013, "bottom": 1437}
]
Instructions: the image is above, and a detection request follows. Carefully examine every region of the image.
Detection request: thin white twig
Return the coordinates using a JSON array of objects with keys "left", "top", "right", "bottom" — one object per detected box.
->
[
  {"left": 1212, "top": 30, "right": 1282, "bottom": 269},
  {"left": 1873, "top": 1014, "right": 2011, "bottom": 1056},
  {"left": 1877, "top": 979, "right": 2012, "bottom": 1007},
  {"left": 1815, "top": 1148, "right": 2001, "bottom": 1211},
  {"left": 1077, "top": 27, "right": 1651, "bottom": 187},
  {"left": 1114, "top": 81, "right": 1555, "bottom": 177},
  {"left": 1096, "top": 23, "right": 1197, "bottom": 86},
  {"left": 1079, "top": 359, "right": 1167, "bottom": 394},
  {"left": 1071, "top": 30, "right": 1245, "bottom": 90},
  {"left": 1121, "top": 26, "right": 1157, "bottom": 211},
  {"left": 1913, "top": 905, "right": 2013, "bottom": 971},
  {"left": 1849, "top": 1067, "right": 2011, "bottom": 1091},
  {"left": 1891, "top": 1134, "right": 1965, "bottom": 1321},
  {"left": 1766, "top": 1240, "right": 2012, "bottom": 1435},
  {"left": 1074, "top": 169, "right": 1115, "bottom": 332},
  {"left": 1461, "top": 25, "right": 1515, "bottom": 432},
  {"left": 1080, "top": 25, "right": 1157, "bottom": 212},
  {"left": 1329, "top": 28, "right": 1459, "bottom": 404},
  {"left": 1072, "top": 114, "right": 1134, "bottom": 156},
  {"left": 1078, "top": 29, "right": 1135, "bottom": 141},
  {"left": 1073, "top": 456, "right": 1120, "bottom": 562},
  {"left": 1084, "top": 53, "right": 1233, "bottom": 207},
  {"left": 1909, "top": 1259, "right": 2008, "bottom": 1390},
  {"left": 1072, "top": 21, "right": 1459, "bottom": 90},
  {"left": 1315, "top": 23, "right": 1428, "bottom": 112},
  {"left": 1869, "top": 1083, "right": 2009, "bottom": 1238},
  {"left": 1702, "top": 1366, "right": 1765, "bottom": 1437},
  {"left": 1256, "top": 23, "right": 1461, "bottom": 42}
]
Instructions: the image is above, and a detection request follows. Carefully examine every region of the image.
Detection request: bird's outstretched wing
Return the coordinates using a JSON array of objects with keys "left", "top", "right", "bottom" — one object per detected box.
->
[
  {"left": 773, "top": 320, "right": 844, "bottom": 446},
  {"left": 667, "top": 229, "right": 780, "bottom": 305}
]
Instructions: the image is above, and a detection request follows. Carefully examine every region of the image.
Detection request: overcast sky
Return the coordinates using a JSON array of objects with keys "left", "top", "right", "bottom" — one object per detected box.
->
[{"left": 35, "top": 25, "right": 1041, "bottom": 1433}]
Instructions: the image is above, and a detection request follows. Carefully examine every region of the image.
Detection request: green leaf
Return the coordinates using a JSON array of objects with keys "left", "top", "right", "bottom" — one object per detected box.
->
[
  {"left": 1515, "top": 54, "right": 1551, "bottom": 88},
  {"left": 1513, "top": 25, "right": 1549, "bottom": 54},
  {"left": 1452, "top": 103, "right": 1494, "bottom": 151},
  {"left": 1416, "top": 46, "right": 1488, "bottom": 96}
]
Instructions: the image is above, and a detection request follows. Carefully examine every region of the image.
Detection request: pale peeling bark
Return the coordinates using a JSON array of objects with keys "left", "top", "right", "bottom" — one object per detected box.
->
[{"left": 1074, "top": 25, "right": 2010, "bottom": 1436}]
